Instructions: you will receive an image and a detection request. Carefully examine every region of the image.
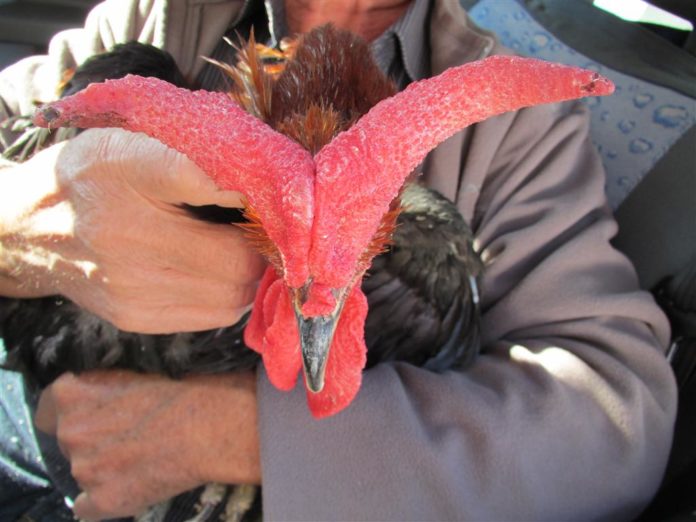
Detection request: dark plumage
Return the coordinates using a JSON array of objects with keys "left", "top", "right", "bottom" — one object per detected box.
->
[
  {"left": 0, "top": 42, "right": 190, "bottom": 163},
  {"left": 0, "top": 296, "right": 258, "bottom": 388},
  {"left": 60, "top": 41, "right": 189, "bottom": 97},
  {"left": 364, "top": 183, "right": 482, "bottom": 371}
]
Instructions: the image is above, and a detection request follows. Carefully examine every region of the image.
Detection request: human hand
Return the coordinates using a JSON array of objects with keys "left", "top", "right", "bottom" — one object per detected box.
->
[
  {"left": 0, "top": 128, "right": 265, "bottom": 332},
  {"left": 34, "top": 370, "right": 260, "bottom": 521}
]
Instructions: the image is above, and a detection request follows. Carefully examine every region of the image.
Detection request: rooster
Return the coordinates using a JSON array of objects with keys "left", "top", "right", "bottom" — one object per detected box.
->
[
  {"left": 30, "top": 31, "right": 613, "bottom": 417},
  {"left": 2, "top": 24, "right": 613, "bottom": 522},
  {"left": 2, "top": 32, "right": 483, "bottom": 389},
  {"left": 2, "top": 28, "right": 484, "bottom": 521}
]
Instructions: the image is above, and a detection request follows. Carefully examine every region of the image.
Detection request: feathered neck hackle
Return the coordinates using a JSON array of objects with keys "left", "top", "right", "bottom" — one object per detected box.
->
[{"left": 210, "top": 25, "right": 398, "bottom": 154}]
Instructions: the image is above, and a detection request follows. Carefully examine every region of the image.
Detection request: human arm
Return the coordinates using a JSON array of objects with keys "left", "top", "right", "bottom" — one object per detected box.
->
[
  {"left": 0, "top": 0, "right": 245, "bottom": 150},
  {"left": 255, "top": 101, "right": 677, "bottom": 521},
  {"left": 34, "top": 370, "right": 260, "bottom": 520},
  {"left": 0, "top": 0, "right": 170, "bottom": 144},
  {"left": 1, "top": 127, "right": 265, "bottom": 520}
]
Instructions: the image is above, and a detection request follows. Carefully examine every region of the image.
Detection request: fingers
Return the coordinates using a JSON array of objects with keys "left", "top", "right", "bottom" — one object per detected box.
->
[
  {"left": 104, "top": 296, "right": 255, "bottom": 334},
  {"left": 46, "top": 371, "right": 208, "bottom": 519},
  {"left": 81, "top": 129, "right": 248, "bottom": 208},
  {"left": 52, "top": 129, "right": 267, "bottom": 331},
  {"left": 39, "top": 371, "right": 259, "bottom": 519},
  {"left": 138, "top": 216, "right": 267, "bottom": 284},
  {"left": 157, "top": 150, "right": 248, "bottom": 208},
  {"left": 83, "top": 258, "right": 259, "bottom": 333}
]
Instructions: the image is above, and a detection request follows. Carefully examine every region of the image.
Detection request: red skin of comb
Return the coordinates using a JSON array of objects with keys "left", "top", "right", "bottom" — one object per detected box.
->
[
  {"left": 33, "top": 75, "right": 315, "bottom": 289},
  {"left": 34, "top": 55, "right": 614, "bottom": 418},
  {"left": 309, "top": 55, "right": 615, "bottom": 291}
]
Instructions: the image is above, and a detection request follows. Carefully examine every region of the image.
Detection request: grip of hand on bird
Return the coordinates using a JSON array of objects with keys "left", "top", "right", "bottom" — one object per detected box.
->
[
  {"left": 0, "top": 128, "right": 265, "bottom": 333},
  {"left": 34, "top": 370, "right": 261, "bottom": 521}
]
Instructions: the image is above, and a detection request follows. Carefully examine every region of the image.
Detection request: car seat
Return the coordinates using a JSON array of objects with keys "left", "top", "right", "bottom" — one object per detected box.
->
[{"left": 462, "top": 0, "right": 695, "bottom": 519}]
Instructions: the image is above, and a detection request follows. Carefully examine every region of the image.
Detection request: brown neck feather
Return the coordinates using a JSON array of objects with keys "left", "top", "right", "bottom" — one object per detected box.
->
[
  {"left": 223, "top": 24, "right": 402, "bottom": 269},
  {"left": 269, "top": 24, "right": 397, "bottom": 149}
]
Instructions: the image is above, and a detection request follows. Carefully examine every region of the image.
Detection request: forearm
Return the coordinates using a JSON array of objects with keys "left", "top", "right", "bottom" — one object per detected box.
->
[
  {"left": 190, "top": 372, "right": 262, "bottom": 486},
  {"left": 35, "top": 370, "right": 261, "bottom": 520}
]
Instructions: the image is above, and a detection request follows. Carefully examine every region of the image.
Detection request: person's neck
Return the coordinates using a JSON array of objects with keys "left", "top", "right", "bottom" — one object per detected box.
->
[{"left": 284, "top": 0, "right": 412, "bottom": 41}]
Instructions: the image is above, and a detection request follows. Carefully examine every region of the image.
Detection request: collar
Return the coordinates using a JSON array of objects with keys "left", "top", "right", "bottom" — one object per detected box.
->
[
  {"left": 263, "top": 0, "right": 431, "bottom": 84},
  {"left": 373, "top": 0, "right": 431, "bottom": 83}
]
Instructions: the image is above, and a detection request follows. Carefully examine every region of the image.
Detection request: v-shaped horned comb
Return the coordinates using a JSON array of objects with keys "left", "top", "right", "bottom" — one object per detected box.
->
[
  {"left": 35, "top": 55, "right": 613, "bottom": 295},
  {"left": 35, "top": 76, "right": 316, "bottom": 288},
  {"left": 34, "top": 52, "right": 613, "bottom": 417}
]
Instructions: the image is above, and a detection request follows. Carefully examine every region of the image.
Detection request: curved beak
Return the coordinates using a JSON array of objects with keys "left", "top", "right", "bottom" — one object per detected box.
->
[
  {"left": 296, "top": 313, "right": 339, "bottom": 393},
  {"left": 292, "top": 286, "right": 347, "bottom": 394}
]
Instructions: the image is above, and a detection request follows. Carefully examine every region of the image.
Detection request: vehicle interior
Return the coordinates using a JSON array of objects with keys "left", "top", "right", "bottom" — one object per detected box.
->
[{"left": 1, "top": 0, "right": 694, "bottom": 520}]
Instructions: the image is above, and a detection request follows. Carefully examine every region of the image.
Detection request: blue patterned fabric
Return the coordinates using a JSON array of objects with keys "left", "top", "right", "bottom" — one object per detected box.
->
[{"left": 469, "top": 0, "right": 695, "bottom": 209}]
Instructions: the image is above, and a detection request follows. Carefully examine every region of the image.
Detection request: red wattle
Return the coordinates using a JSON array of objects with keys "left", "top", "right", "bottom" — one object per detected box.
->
[
  {"left": 245, "top": 268, "right": 301, "bottom": 391},
  {"left": 244, "top": 267, "right": 278, "bottom": 352}
]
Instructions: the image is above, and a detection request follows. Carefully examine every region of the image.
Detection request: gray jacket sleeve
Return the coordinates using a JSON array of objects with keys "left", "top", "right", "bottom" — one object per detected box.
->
[{"left": 256, "top": 99, "right": 677, "bottom": 521}]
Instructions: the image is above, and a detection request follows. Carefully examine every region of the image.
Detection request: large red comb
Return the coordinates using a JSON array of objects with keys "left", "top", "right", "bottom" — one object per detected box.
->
[
  {"left": 34, "top": 75, "right": 315, "bottom": 288},
  {"left": 310, "top": 55, "right": 614, "bottom": 289},
  {"left": 33, "top": 55, "right": 614, "bottom": 418}
]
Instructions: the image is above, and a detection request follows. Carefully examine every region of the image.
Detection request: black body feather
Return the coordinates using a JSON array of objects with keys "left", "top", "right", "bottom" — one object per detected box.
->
[
  {"left": 364, "top": 183, "right": 483, "bottom": 370},
  {"left": 60, "top": 41, "right": 189, "bottom": 97}
]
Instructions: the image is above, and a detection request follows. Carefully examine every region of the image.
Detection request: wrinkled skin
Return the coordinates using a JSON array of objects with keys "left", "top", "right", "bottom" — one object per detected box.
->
[
  {"left": 35, "top": 371, "right": 260, "bottom": 520},
  {"left": 0, "top": 128, "right": 265, "bottom": 332}
]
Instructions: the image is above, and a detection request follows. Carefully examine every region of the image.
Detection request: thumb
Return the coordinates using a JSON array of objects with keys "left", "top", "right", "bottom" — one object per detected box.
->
[
  {"left": 86, "top": 128, "right": 247, "bottom": 208},
  {"left": 154, "top": 147, "right": 247, "bottom": 208}
]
